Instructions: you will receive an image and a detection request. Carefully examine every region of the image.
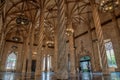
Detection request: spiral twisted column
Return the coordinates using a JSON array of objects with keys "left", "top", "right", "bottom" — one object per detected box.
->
[
  {"left": 35, "top": 9, "right": 45, "bottom": 76},
  {"left": 90, "top": 1, "right": 108, "bottom": 73},
  {"left": 57, "top": 0, "right": 68, "bottom": 79},
  {"left": 111, "top": 12, "right": 120, "bottom": 70}
]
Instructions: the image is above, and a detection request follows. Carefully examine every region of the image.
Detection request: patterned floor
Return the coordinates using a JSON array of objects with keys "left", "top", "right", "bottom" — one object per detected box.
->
[{"left": 0, "top": 72, "right": 120, "bottom": 80}]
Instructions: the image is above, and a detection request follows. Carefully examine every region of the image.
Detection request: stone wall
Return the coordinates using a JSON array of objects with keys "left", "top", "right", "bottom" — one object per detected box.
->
[{"left": 74, "top": 13, "right": 120, "bottom": 72}]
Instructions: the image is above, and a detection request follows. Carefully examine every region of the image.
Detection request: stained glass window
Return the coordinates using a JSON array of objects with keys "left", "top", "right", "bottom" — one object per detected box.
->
[{"left": 104, "top": 40, "right": 117, "bottom": 68}]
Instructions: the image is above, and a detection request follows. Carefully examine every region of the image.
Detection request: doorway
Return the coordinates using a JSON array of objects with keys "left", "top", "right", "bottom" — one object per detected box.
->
[
  {"left": 80, "top": 56, "right": 91, "bottom": 72},
  {"left": 80, "top": 56, "right": 92, "bottom": 80},
  {"left": 31, "top": 60, "right": 36, "bottom": 72}
]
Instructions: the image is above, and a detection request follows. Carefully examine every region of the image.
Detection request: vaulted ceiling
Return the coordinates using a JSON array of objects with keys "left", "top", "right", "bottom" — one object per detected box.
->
[{"left": 1, "top": 0, "right": 100, "bottom": 45}]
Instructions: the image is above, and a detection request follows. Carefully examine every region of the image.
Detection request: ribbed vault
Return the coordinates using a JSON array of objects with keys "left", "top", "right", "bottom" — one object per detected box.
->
[{"left": 1, "top": 0, "right": 95, "bottom": 45}]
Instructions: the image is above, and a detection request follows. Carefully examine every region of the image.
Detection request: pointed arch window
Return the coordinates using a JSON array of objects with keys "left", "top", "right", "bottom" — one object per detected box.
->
[
  {"left": 104, "top": 39, "right": 117, "bottom": 68},
  {"left": 6, "top": 52, "right": 17, "bottom": 70}
]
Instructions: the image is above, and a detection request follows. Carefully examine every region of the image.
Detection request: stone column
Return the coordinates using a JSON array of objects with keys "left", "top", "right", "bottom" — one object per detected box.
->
[
  {"left": 35, "top": 8, "right": 45, "bottom": 76},
  {"left": 69, "top": 34, "right": 76, "bottom": 79},
  {"left": 90, "top": 0, "right": 108, "bottom": 74},
  {"left": 0, "top": 30, "right": 6, "bottom": 71},
  {"left": 22, "top": 37, "right": 29, "bottom": 73},
  {"left": 27, "top": 24, "right": 35, "bottom": 78},
  {"left": 111, "top": 11, "right": 120, "bottom": 71},
  {"left": 0, "top": 10, "right": 6, "bottom": 65},
  {"left": 54, "top": 25, "right": 58, "bottom": 73},
  {"left": 0, "top": 32, "right": 6, "bottom": 61},
  {"left": 35, "top": 47, "right": 44, "bottom": 76},
  {"left": 0, "top": 6, "right": 6, "bottom": 68},
  {"left": 66, "top": 1, "right": 76, "bottom": 75},
  {"left": 0, "top": 41, "right": 7, "bottom": 71},
  {"left": 67, "top": 20, "right": 76, "bottom": 75},
  {"left": 22, "top": 37, "right": 29, "bottom": 80},
  {"left": 21, "top": 37, "right": 27, "bottom": 73},
  {"left": 57, "top": 0, "right": 68, "bottom": 79}
]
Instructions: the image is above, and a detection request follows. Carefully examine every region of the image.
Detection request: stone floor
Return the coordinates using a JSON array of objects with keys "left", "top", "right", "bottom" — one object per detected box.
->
[{"left": 0, "top": 72, "right": 120, "bottom": 80}]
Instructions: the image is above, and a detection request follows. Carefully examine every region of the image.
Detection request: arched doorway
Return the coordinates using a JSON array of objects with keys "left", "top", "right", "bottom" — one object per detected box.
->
[
  {"left": 80, "top": 56, "right": 91, "bottom": 72},
  {"left": 6, "top": 52, "right": 17, "bottom": 71},
  {"left": 42, "top": 55, "right": 53, "bottom": 80},
  {"left": 42, "top": 55, "right": 52, "bottom": 72},
  {"left": 80, "top": 56, "right": 92, "bottom": 80}
]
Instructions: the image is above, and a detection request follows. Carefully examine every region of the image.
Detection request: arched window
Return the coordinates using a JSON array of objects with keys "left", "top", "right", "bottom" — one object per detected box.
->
[
  {"left": 6, "top": 52, "right": 17, "bottom": 70},
  {"left": 47, "top": 55, "right": 52, "bottom": 71},
  {"left": 104, "top": 39, "right": 117, "bottom": 68},
  {"left": 42, "top": 55, "right": 52, "bottom": 72},
  {"left": 42, "top": 56, "right": 46, "bottom": 71}
]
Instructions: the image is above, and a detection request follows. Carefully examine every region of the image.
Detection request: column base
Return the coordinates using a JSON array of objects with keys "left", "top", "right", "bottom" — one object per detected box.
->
[
  {"left": 35, "top": 71, "right": 41, "bottom": 76},
  {"left": 22, "top": 71, "right": 26, "bottom": 73},
  {"left": 70, "top": 70, "right": 76, "bottom": 78},
  {"left": 102, "top": 69, "right": 110, "bottom": 75},
  {"left": 57, "top": 70, "right": 68, "bottom": 79},
  {"left": 102, "top": 68, "right": 114, "bottom": 75},
  {"left": 115, "top": 68, "right": 120, "bottom": 72}
]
